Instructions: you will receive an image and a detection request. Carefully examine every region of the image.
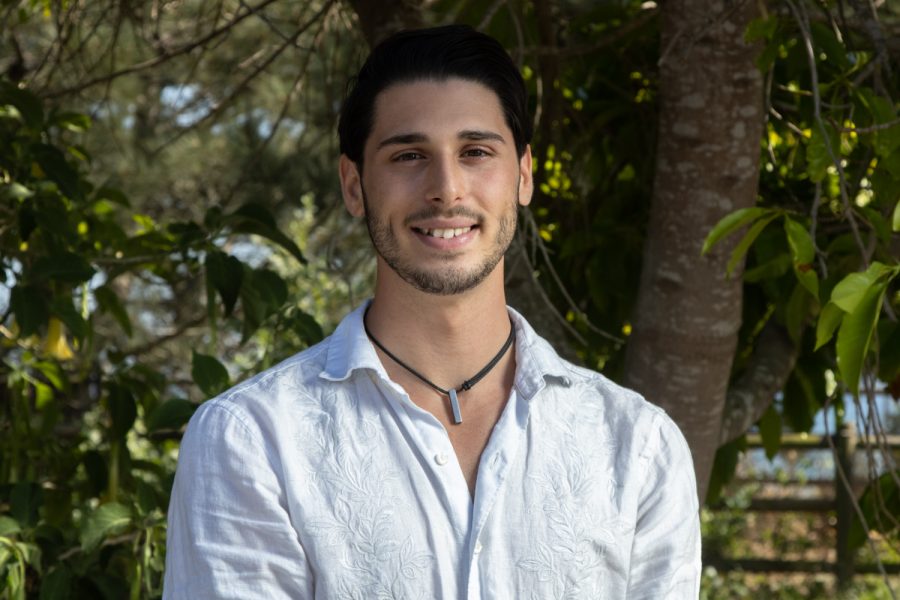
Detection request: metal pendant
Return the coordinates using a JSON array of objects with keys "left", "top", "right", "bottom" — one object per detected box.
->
[{"left": 449, "top": 388, "right": 462, "bottom": 424}]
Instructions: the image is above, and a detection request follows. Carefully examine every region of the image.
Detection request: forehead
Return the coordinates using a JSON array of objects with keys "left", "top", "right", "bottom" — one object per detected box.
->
[{"left": 368, "top": 78, "right": 509, "bottom": 145}]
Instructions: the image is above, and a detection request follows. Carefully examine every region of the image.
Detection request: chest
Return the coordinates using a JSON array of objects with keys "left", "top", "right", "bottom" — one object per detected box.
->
[{"left": 282, "top": 391, "right": 637, "bottom": 600}]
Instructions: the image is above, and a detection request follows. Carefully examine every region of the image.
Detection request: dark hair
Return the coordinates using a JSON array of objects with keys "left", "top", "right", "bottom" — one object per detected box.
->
[{"left": 338, "top": 24, "right": 532, "bottom": 169}]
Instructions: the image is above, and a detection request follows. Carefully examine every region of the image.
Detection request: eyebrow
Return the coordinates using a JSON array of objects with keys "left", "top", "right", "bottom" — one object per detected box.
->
[{"left": 376, "top": 129, "right": 506, "bottom": 150}]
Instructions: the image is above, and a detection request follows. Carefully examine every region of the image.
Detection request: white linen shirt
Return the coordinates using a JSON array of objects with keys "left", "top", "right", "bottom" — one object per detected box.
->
[{"left": 164, "top": 303, "right": 701, "bottom": 599}]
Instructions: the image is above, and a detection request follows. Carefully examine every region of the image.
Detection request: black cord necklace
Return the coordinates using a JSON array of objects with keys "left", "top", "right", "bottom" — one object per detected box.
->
[{"left": 363, "top": 306, "right": 515, "bottom": 425}]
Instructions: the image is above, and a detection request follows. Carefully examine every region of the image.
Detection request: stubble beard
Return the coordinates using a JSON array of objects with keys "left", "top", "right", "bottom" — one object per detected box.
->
[{"left": 361, "top": 187, "right": 519, "bottom": 296}]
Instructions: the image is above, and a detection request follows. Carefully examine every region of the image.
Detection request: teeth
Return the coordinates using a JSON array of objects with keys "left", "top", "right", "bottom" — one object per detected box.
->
[{"left": 424, "top": 226, "right": 472, "bottom": 239}]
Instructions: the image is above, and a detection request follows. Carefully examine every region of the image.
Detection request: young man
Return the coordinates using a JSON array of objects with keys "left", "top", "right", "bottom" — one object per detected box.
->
[{"left": 164, "top": 25, "right": 701, "bottom": 599}]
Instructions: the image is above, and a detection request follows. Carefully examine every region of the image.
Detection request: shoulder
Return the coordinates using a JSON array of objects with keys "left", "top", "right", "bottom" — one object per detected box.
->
[
  {"left": 527, "top": 343, "right": 688, "bottom": 466},
  {"left": 184, "top": 335, "right": 334, "bottom": 444}
]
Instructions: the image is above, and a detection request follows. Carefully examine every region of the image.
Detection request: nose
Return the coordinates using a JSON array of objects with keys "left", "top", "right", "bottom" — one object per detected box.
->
[{"left": 424, "top": 156, "right": 464, "bottom": 203}]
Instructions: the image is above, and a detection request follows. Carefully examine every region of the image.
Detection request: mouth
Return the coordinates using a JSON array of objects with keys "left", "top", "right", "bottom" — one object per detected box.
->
[{"left": 412, "top": 225, "right": 477, "bottom": 239}]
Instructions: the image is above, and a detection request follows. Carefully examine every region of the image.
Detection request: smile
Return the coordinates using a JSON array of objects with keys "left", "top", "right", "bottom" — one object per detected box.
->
[{"left": 415, "top": 226, "right": 474, "bottom": 239}]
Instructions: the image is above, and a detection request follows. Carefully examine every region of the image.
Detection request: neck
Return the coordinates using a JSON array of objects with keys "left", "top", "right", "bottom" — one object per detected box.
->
[{"left": 364, "top": 260, "right": 513, "bottom": 390}]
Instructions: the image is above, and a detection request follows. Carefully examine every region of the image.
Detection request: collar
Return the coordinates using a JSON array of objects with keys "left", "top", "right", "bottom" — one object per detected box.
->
[{"left": 319, "top": 300, "right": 573, "bottom": 399}]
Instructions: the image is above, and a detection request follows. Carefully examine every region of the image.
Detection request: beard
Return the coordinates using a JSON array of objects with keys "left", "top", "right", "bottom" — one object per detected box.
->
[{"left": 361, "top": 187, "right": 519, "bottom": 296}]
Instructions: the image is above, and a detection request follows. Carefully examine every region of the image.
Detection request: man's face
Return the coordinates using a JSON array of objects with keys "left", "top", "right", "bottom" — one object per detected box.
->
[{"left": 339, "top": 77, "right": 533, "bottom": 296}]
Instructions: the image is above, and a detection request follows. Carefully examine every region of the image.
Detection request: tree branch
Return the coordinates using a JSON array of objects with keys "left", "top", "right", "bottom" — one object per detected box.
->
[
  {"left": 42, "top": 0, "right": 282, "bottom": 98},
  {"left": 719, "top": 322, "right": 799, "bottom": 445}
]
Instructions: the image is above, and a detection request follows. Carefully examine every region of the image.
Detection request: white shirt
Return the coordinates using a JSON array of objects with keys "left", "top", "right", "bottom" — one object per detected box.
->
[{"left": 164, "top": 303, "right": 701, "bottom": 599}]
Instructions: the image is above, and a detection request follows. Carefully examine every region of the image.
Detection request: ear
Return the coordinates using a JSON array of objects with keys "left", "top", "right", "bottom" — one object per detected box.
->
[
  {"left": 339, "top": 155, "right": 365, "bottom": 217},
  {"left": 517, "top": 144, "right": 534, "bottom": 207}
]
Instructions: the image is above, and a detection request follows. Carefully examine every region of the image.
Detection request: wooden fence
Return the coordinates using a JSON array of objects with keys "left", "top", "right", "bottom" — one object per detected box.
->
[{"left": 704, "top": 423, "right": 900, "bottom": 589}]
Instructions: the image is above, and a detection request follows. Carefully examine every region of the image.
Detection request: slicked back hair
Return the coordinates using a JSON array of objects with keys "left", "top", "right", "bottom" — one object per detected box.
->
[{"left": 338, "top": 24, "right": 532, "bottom": 171}]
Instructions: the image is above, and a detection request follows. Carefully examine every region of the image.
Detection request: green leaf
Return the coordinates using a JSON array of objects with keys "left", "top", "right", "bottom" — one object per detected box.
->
[
  {"left": 145, "top": 399, "right": 197, "bottom": 432},
  {"left": 815, "top": 302, "right": 844, "bottom": 350},
  {"left": 93, "top": 186, "right": 130, "bottom": 207},
  {"left": 239, "top": 268, "right": 288, "bottom": 342},
  {"left": 809, "top": 22, "right": 851, "bottom": 71},
  {"left": 1, "top": 182, "right": 34, "bottom": 201},
  {"left": 701, "top": 206, "right": 770, "bottom": 255},
  {"left": 783, "top": 217, "right": 818, "bottom": 298},
  {"left": 53, "top": 111, "right": 91, "bottom": 132},
  {"left": 205, "top": 251, "right": 243, "bottom": 318},
  {"left": 191, "top": 352, "right": 230, "bottom": 398},
  {"left": 39, "top": 566, "right": 74, "bottom": 600},
  {"left": 9, "top": 285, "right": 50, "bottom": 337},
  {"left": 706, "top": 437, "right": 746, "bottom": 505},
  {"left": 744, "top": 253, "right": 791, "bottom": 283},
  {"left": 782, "top": 363, "right": 821, "bottom": 433},
  {"left": 50, "top": 297, "right": 88, "bottom": 340},
  {"left": 0, "top": 82, "right": 44, "bottom": 129},
  {"left": 727, "top": 214, "right": 779, "bottom": 276},
  {"left": 32, "top": 143, "right": 81, "bottom": 200},
  {"left": 785, "top": 282, "right": 813, "bottom": 344},
  {"left": 10, "top": 482, "right": 42, "bottom": 527},
  {"left": 745, "top": 16, "right": 778, "bottom": 42},
  {"left": 291, "top": 310, "right": 324, "bottom": 345},
  {"left": 82, "top": 451, "right": 107, "bottom": 497},
  {"left": 31, "top": 252, "right": 95, "bottom": 284},
  {"left": 223, "top": 202, "right": 306, "bottom": 264},
  {"left": 758, "top": 404, "right": 782, "bottom": 461},
  {"left": 893, "top": 199, "right": 899, "bottom": 232},
  {"left": 79, "top": 502, "right": 131, "bottom": 551},
  {"left": 806, "top": 123, "right": 840, "bottom": 183},
  {"left": 830, "top": 262, "right": 894, "bottom": 313},
  {"left": 836, "top": 281, "right": 887, "bottom": 395},
  {"left": 94, "top": 286, "right": 132, "bottom": 337},
  {"left": 107, "top": 383, "right": 136, "bottom": 440},
  {"left": 0, "top": 517, "right": 20, "bottom": 537}
]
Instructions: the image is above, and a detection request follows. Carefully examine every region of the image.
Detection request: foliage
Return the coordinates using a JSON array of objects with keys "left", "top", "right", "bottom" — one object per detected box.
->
[
  {"left": 0, "top": 80, "right": 317, "bottom": 597},
  {"left": 700, "top": 2, "right": 900, "bottom": 553},
  {"left": 0, "top": 0, "right": 898, "bottom": 596}
]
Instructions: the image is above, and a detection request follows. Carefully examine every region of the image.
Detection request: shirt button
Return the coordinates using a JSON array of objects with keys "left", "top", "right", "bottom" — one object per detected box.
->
[
  {"left": 474, "top": 540, "right": 483, "bottom": 554},
  {"left": 434, "top": 453, "right": 449, "bottom": 466}
]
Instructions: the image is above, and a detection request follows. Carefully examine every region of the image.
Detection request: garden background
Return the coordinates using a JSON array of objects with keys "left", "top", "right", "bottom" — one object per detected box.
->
[{"left": 1, "top": 0, "right": 899, "bottom": 597}]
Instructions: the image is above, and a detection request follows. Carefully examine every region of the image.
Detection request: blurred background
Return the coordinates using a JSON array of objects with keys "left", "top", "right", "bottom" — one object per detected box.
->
[{"left": 0, "top": 0, "right": 898, "bottom": 597}]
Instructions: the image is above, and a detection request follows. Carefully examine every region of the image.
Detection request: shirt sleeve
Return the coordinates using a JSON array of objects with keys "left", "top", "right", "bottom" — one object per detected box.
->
[
  {"left": 626, "top": 413, "right": 701, "bottom": 599},
  {"left": 163, "top": 400, "right": 314, "bottom": 599}
]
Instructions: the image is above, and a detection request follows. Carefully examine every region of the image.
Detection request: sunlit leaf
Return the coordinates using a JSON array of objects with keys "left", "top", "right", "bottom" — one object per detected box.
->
[
  {"left": 830, "top": 262, "right": 894, "bottom": 313},
  {"left": 727, "top": 214, "right": 779, "bottom": 276},
  {"left": 701, "top": 206, "right": 771, "bottom": 255},
  {"left": 836, "top": 281, "right": 887, "bottom": 395},
  {"left": 815, "top": 302, "right": 844, "bottom": 350}
]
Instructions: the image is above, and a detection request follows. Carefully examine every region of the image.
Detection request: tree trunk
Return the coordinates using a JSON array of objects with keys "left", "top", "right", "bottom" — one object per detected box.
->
[{"left": 622, "top": 0, "right": 765, "bottom": 501}]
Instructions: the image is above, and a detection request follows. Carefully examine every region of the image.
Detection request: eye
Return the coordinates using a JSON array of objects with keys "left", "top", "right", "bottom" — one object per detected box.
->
[
  {"left": 462, "top": 148, "right": 490, "bottom": 158},
  {"left": 392, "top": 151, "right": 424, "bottom": 162}
]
